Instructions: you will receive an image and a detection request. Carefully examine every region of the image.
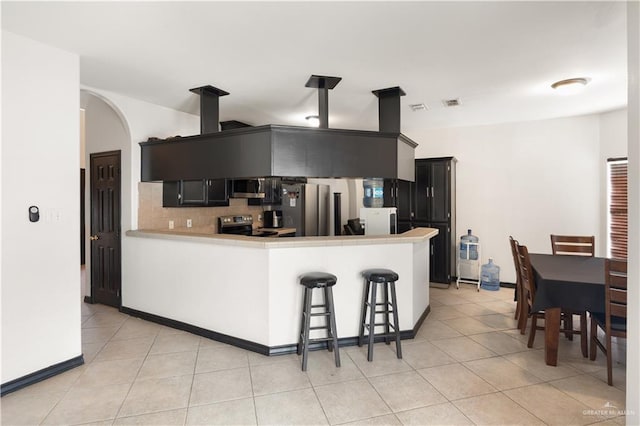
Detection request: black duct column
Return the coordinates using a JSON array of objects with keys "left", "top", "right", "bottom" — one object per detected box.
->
[
  {"left": 305, "top": 75, "right": 342, "bottom": 129},
  {"left": 372, "top": 87, "right": 406, "bottom": 133},
  {"left": 333, "top": 192, "right": 342, "bottom": 236},
  {"left": 189, "top": 85, "right": 230, "bottom": 134}
]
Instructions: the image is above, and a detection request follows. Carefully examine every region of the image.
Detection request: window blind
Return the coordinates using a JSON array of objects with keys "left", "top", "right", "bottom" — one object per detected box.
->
[{"left": 607, "top": 158, "right": 628, "bottom": 258}]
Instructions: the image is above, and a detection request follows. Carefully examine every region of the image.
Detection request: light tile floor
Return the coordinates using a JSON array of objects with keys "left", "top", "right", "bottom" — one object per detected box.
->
[{"left": 1, "top": 284, "right": 627, "bottom": 425}]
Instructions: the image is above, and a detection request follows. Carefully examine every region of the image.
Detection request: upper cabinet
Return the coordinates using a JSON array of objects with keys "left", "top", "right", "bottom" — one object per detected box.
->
[
  {"left": 383, "top": 179, "right": 413, "bottom": 222},
  {"left": 163, "top": 179, "right": 230, "bottom": 207},
  {"left": 414, "top": 158, "right": 455, "bottom": 223}
]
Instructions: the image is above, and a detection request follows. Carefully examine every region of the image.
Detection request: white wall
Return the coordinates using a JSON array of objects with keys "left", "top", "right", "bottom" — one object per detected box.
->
[
  {"left": 1, "top": 31, "right": 81, "bottom": 383},
  {"left": 626, "top": 0, "right": 639, "bottom": 420},
  {"left": 414, "top": 114, "right": 602, "bottom": 283}
]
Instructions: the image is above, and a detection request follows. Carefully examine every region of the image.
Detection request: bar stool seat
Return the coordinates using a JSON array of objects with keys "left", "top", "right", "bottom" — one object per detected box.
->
[
  {"left": 297, "top": 272, "right": 340, "bottom": 371},
  {"left": 300, "top": 272, "right": 337, "bottom": 288},
  {"left": 362, "top": 269, "right": 399, "bottom": 283},
  {"left": 359, "top": 268, "right": 402, "bottom": 361}
]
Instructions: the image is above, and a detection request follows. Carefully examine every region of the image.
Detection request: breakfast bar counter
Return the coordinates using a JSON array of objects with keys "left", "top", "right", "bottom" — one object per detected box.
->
[{"left": 122, "top": 227, "right": 437, "bottom": 354}]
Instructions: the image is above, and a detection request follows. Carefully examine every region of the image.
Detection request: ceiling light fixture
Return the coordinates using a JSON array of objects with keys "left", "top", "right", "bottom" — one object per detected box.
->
[
  {"left": 551, "top": 77, "right": 589, "bottom": 95},
  {"left": 305, "top": 115, "right": 320, "bottom": 127}
]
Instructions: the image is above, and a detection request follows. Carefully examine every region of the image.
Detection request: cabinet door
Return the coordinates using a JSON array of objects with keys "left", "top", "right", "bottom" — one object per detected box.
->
[
  {"left": 429, "top": 222, "right": 451, "bottom": 284},
  {"left": 414, "top": 162, "right": 430, "bottom": 221},
  {"left": 397, "top": 179, "right": 413, "bottom": 221},
  {"left": 383, "top": 179, "right": 396, "bottom": 208},
  {"left": 205, "top": 179, "right": 230, "bottom": 207},
  {"left": 429, "top": 161, "right": 451, "bottom": 222},
  {"left": 397, "top": 220, "right": 412, "bottom": 234},
  {"left": 162, "top": 181, "right": 180, "bottom": 207}
]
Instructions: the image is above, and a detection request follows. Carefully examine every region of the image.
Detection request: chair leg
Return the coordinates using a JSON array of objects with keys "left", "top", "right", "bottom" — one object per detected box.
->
[
  {"left": 580, "top": 312, "right": 588, "bottom": 358},
  {"left": 589, "top": 316, "right": 598, "bottom": 361},
  {"left": 564, "top": 312, "right": 574, "bottom": 340},
  {"left": 527, "top": 313, "right": 537, "bottom": 348},
  {"left": 519, "top": 303, "right": 529, "bottom": 335},
  {"left": 605, "top": 332, "right": 613, "bottom": 386}
]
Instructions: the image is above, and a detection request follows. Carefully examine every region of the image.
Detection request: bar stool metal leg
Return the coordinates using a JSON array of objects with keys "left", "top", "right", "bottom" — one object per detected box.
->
[
  {"left": 389, "top": 281, "right": 402, "bottom": 359},
  {"left": 301, "top": 287, "right": 313, "bottom": 371},
  {"left": 367, "top": 280, "right": 378, "bottom": 362},
  {"left": 358, "top": 280, "right": 370, "bottom": 347},
  {"left": 297, "top": 287, "right": 308, "bottom": 356},
  {"left": 383, "top": 283, "right": 391, "bottom": 345},
  {"left": 326, "top": 286, "right": 341, "bottom": 367}
]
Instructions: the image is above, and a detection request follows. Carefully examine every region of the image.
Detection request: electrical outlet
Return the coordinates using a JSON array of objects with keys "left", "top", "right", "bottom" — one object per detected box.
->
[
  {"left": 187, "top": 219, "right": 192, "bottom": 228},
  {"left": 258, "top": 214, "right": 263, "bottom": 221},
  {"left": 169, "top": 220, "right": 174, "bottom": 229}
]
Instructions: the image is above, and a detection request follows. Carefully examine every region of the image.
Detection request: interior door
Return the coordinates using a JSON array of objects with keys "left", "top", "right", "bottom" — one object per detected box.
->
[{"left": 90, "top": 151, "right": 121, "bottom": 307}]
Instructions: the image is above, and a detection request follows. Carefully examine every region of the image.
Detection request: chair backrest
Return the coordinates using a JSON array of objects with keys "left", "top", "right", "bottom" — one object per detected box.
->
[
  {"left": 550, "top": 234, "right": 595, "bottom": 256},
  {"left": 509, "top": 236, "right": 521, "bottom": 287},
  {"left": 516, "top": 243, "right": 536, "bottom": 307},
  {"left": 605, "top": 258, "right": 627, "bottom": 320}
]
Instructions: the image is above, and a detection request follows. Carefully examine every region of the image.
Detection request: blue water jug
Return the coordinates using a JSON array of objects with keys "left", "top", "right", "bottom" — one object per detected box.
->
[
  {"left": 481, "top": 258, "right": 500, "bottom": 291},
  {"left": 459, "top": 229, "right": 479, "bottom": 260},
  {"left": 363, "top": 178, "right": 384, "bottom": 208}
]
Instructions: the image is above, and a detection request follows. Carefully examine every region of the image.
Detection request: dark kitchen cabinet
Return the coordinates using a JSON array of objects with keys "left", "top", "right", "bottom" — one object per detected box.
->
[
  {"left": 383, "top": 179, "right": 413, "bottom": 221},
  {"left": 163, "top": 179, "right": 230, "bottom": 207},
  {"left": 248, "top": 178, "right": 282, "bottom": 206},
  {"left": 414, "top": 157, "right": 456, "bottom": 284}
]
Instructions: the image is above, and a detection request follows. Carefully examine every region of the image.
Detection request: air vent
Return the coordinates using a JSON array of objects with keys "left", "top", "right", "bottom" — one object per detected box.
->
[
  {"left": 442, "top": 98, "right": 460, "bottom": 107},
  {"left": 409, "top": 103, "right": 428, "bottom": 112}
]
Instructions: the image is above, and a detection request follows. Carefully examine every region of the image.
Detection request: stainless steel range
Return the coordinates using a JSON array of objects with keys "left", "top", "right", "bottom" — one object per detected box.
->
[{"left": 217, "top": 215, "right": 278, "bottom": 237}]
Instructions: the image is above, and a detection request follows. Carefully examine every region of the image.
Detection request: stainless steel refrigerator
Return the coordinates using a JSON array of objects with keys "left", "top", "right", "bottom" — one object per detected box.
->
[{"left": 281, "top": 182, "right": 330, "bottom": 236}]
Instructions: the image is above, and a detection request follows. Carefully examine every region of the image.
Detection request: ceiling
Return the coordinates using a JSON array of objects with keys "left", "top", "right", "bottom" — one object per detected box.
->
[{"left": 1, "top": 1, "right": 628, "bottom": 140}]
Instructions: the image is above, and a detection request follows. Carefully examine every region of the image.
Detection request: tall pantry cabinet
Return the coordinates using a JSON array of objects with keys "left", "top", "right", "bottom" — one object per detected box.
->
[{"left": 413, "top": 157, "right": 457, "bottom": 284}]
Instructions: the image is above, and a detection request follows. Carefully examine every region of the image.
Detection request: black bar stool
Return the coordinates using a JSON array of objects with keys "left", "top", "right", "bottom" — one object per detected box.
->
[
  {"left": 297, "top": 272, "right": 340, "bottom": 371},
  {"left": 358, "top": 268, "right": 402, "bottom": 361}
]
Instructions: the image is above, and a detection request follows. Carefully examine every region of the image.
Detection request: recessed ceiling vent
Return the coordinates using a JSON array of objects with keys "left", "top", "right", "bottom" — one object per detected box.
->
[
  {"left": 409, "top": 103, "right": 428, "bottom": 112},
  {"left": 442, "top": 98, "right": 460, "bottom": 107}
]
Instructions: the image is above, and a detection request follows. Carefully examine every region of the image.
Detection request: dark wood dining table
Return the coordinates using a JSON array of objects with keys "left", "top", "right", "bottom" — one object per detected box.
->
[{"left": 529, "top": 253, "right": 605, "bottom": 366}]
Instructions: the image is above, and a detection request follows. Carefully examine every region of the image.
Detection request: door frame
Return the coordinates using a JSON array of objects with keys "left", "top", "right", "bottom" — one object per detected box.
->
[{"left": 85, "top": 150, "right": 122, "bottom": 306}]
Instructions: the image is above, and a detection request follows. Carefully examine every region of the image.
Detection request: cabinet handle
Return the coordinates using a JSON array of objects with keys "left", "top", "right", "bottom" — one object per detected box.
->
[
  {"left": 426, "top": 187, "right": 430, "bottom": 198},
  {"left": 431, "top": 187, "right": 434, "bottom": 197}
]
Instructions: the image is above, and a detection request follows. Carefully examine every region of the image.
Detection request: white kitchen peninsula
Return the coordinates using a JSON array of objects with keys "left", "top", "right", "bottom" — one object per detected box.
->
[{"left": 123, "top": 227, "right": 437, "bottom": 354}]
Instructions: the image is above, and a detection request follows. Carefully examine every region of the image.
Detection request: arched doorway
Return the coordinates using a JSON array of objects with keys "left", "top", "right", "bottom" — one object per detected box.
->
[{"left": 80, "top": 90, "right": 131, "bottom": 306}]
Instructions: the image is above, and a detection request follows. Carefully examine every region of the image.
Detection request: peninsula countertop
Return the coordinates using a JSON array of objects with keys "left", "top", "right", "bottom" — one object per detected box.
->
[{"left": 125, "top": 227, "right": 438, "bottom": 248}]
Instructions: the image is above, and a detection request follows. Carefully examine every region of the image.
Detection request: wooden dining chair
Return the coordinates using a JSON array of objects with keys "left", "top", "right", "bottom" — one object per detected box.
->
[
  {"left": 549, "top": 234, "right": 591, "bottom": 355},
  {"left": 550, "top": 234, "right": 595, "bottom": 256},
  {"left": 508, "top": 236, "right": 526, "bottom": 333},
  {"left": 515, "top": 243, "right": 544, "bottom": 347},
  {"left": 590, "top": 258, "right": 627, "bottom": 386}
]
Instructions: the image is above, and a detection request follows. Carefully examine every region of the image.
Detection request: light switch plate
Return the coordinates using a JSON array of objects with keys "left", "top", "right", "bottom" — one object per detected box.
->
[
  {"left": 186, "top": 219, "right": 192, "bottom": 228},
  {"left": 169, "top": 220, "right": 174, "bottom": 229}
]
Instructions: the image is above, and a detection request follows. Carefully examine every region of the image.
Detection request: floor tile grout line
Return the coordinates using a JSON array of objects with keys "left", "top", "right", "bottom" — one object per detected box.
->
[
  {"left": 109, "top": 322, "right": 159, "bottom": 422},
  {"left": 38, "top": 307, "right": 128, "bottom": 426}
]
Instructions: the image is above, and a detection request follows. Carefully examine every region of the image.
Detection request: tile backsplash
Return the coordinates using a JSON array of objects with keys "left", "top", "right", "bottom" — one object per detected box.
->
[{"left": 138, "top": 182, "right": 264, "bottom": 231}]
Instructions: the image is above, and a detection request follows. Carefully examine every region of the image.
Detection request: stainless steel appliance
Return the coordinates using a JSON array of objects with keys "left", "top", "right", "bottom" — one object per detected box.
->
[
  {"left": 217, "top": 215, "right": 277, "bottom": 237},
  {"left": 263, "top": 210, "right": 283, "bottom": 228},
  {"left": 231, "top": 179, "right": 265, "bottom": 198},
  {"left": 281, "top": 182, "right": 330, "bottom": 236}
]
